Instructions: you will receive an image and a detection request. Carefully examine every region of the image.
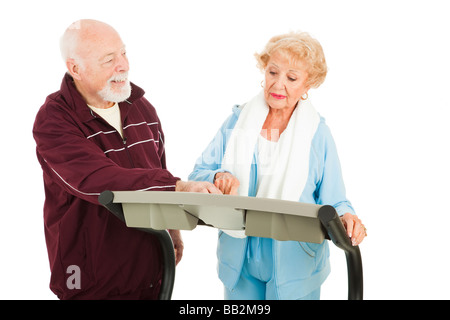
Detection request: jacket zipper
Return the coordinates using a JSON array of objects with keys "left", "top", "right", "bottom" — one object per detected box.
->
[
  {"left": 120, "top": 101, "right": 135, "bottom": 168},
  {"left": 122, "top": 136, "right": 135, "bottom": 168},
  {"left": 89, "top": 108, "right": 135, "bottom": 168}
]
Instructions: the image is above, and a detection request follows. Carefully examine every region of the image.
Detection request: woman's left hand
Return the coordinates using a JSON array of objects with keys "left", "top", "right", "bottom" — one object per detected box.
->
[{"left": 340, "top": 213, "right": 367, "bottom": 246}]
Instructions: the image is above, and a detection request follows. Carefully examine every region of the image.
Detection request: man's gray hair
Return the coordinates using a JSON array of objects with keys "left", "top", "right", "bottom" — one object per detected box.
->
[{"left": 60, "top": 20, "right": 85, "bottom": 69}]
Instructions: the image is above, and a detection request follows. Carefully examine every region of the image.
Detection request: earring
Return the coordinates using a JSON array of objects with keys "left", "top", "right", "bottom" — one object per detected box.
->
[
  {"left": 301, "top": 92, "right": 308, "bottom": 100},
  {"left": 260, "top": 80, "right": 265, "bottom": 88}
]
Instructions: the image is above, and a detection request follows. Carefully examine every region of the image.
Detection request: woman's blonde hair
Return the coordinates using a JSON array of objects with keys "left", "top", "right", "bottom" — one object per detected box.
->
[{"left": 255, "top": 31, "right": 328, "bottom": 89}]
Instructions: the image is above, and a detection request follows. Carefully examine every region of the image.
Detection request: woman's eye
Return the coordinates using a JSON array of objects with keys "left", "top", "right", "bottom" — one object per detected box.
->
[{"left": 288, "top": 77, "right": 297, "bottom": 82}]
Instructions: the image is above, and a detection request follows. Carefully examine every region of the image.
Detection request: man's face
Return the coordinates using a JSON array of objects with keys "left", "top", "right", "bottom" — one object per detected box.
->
[{"left": 75, "top": 26, "right": 131, "bottom": 106}]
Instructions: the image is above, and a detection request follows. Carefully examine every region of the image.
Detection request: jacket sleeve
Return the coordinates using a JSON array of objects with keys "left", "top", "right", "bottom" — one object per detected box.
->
[
  {"left": 33, "top": 102, "right": 179, "bottom": 205},
  {"left": 313, "top": 121, "right": 356, "bottom": 216},
  {"left": 188, "top": 111, "right": 239, "bottom": 183}
]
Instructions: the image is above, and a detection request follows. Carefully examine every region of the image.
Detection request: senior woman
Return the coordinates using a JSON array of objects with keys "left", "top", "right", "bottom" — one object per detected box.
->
[{"left": 188, "top": 31, "right": 366, "bottom": 300}]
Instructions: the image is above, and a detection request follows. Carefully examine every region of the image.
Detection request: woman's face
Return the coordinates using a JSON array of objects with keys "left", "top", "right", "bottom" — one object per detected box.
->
[{"left": 264, "top": 50, "right": 310, "bottom": 111}]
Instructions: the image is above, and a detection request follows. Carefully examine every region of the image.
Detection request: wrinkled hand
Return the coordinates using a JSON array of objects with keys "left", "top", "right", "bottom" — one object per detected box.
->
[
  {"left": 214, "top": 172, "right": 240, "bottom": 195},
  {"left": 175, "top": 180, "right": 222, "bottom": 194},
  {"left": 340, "top": 213, "right": 367, "bottom": 246},
  {"left": 168, "top": 230, "right": 184, "bottom": 265}
]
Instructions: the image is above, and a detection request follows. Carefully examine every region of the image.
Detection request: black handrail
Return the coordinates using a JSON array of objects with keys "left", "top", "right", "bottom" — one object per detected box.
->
[
  {"left": 98, "top": 191, "right": 175, "bottom": 300},
  {"left": 318, "top": 205, "right": 364, "bottom": 300}
]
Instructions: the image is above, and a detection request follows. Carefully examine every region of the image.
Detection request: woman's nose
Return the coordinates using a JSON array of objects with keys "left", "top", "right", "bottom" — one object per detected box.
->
[{"left": 273, "top": 77, "right": 286, "bottom": 89}]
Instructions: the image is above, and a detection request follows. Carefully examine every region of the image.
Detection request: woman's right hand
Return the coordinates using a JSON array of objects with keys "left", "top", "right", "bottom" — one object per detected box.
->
[{"left": 214, "top": 172, "right": 240, "bottom": 195}]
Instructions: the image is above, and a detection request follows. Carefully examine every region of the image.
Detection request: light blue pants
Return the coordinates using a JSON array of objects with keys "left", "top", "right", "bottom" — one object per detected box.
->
[{"left": 224, "top": 237, "right": 321, "bottom": 300}]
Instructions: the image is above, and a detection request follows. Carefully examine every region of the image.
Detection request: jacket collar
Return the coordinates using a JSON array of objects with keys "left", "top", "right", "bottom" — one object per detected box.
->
[{"left": 59, "top": 73, "right": 145, "bottom": 123}]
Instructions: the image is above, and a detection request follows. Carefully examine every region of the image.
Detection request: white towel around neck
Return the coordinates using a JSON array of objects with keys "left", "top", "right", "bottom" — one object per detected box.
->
[{"left": 221, "top": 90, "right": 320, "bottom": 238}]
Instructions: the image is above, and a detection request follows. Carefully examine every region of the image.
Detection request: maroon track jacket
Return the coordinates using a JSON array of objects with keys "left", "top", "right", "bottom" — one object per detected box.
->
[{"left": 33, "top": 74, "right": 179, "bottom": 299}]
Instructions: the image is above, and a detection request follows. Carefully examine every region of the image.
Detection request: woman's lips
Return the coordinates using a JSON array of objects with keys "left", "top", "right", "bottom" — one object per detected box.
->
[{"left": 270, "top": 93, "right": 286, "bottom": 100}]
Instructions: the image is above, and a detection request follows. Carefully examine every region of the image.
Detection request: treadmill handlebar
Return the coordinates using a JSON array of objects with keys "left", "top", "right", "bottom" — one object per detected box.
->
[
  {"left": 318, "top": 205, "right": 363, "bottom": 300},
  {"left": 98, "top": 190, "right": 125, "bottom": 222},
  {"left": 98, "top": 190, "right": 175, "bottom": 300},
  {"left": 318, "top": 205, "right": 354, "bottom": 251}
]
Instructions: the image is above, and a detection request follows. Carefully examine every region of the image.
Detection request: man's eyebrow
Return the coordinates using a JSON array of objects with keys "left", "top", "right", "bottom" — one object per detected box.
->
[
  {"left": 99, "top": 46, "right": 126, "bottom": 61},
  {"left": 100, "top": 52, "right": 114, "bottom": 60}
]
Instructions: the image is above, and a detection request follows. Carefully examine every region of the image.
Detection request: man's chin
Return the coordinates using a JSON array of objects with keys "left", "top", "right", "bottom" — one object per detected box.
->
[{"left": 99, "top": 82, "right": 132, "bottom": 103}]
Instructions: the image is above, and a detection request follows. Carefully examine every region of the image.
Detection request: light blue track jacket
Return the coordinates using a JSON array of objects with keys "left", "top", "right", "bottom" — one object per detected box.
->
[{"left": 188, "top": 105, "right": 355, "bottom": 298}]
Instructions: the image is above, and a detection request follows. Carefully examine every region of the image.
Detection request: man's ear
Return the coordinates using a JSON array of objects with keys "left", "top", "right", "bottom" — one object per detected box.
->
[{"left": 66, "top": 58, "right": 82, "bottom": 80}]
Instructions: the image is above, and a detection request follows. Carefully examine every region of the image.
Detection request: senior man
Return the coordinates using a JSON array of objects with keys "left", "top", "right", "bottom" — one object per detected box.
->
[{"left": 33, "top": 19, "right": 220, "bottom": 300}]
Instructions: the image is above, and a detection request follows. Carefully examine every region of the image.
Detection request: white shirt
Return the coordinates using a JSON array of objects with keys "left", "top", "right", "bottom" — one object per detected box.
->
[
  {"left": 257, "top": 134, "right": 278, "bottom": 188},
  {"left": 88, "top": 103, "right": 123, "bottom": 137}
]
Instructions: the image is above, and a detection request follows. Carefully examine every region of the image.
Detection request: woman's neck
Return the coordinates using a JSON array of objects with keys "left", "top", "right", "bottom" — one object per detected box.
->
[{"left": 261, "top": 105, "right": 296, "bottom": 141}]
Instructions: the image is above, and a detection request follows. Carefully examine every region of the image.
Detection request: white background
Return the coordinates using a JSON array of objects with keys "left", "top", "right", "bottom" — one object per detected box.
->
[{"left": 1, "top": 0, "right": 449, "bottom": 300}]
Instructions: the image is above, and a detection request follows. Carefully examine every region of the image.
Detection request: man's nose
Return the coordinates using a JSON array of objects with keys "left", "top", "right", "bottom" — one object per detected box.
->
[{"left": 115, "top": 54, "right": 129, "bottom": 73}]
